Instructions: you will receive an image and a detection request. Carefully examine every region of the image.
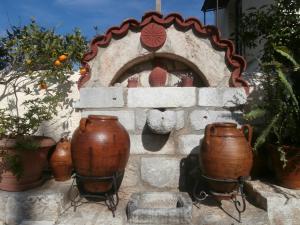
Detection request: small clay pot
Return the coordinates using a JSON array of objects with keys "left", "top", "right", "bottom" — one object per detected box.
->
[
  {"left": 181, "top": 76, "right": 194, "bottom": 87},
  {"left": 127, "top": 77, "right": 139, "bottom": 88},
  {"left": 50, "top": 138, "right": 72, "bottom": 181},
  {"left": 149, "top": 66, "right": 167, "bottom": 87}
]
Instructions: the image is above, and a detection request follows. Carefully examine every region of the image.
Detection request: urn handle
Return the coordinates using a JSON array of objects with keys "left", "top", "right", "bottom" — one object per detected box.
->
[
  {"left": 241, "top": 124, "right": 253, "bottom": 145},
  {"left": 205, "top": 124, "right": 215, "bottom": 147},
  {"left": 79, "top": 118, "right": 88, "bottom": 132}
]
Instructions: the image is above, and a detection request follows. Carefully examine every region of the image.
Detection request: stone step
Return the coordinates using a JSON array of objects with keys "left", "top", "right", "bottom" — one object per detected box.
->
[
  {"left": 20, "top": 221, "right": 55, "bottom": 225},
  {"left": 245, "top": 180, "right": 300, "bottom": 225},
  {"left": 56, "top": 188, "right": 269, "bottom": 225},
  {"left": 0, "top": 179, "right": 71, "bottom": 225}
]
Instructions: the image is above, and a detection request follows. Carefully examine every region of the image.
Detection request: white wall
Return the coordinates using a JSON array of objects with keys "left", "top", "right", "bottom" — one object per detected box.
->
[
  {"left": 217, "top": 0, "right": 274, "bottom": 72},
  {"left": 0, "top": 72, "right": 81, "bottom": 141}
]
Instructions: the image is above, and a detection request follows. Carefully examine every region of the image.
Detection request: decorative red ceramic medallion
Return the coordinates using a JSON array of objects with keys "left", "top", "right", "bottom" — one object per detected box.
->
[{"left": 140, "top": 23, "right": 166, "bottom": 50}]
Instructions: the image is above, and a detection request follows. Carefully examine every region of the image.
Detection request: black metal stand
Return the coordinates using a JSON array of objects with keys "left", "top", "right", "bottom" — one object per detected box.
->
[
  {"left": 193, "top": 175, "right": 249, "bottom": 223},
  {"left": 69, "top": 172, "right": 121, "bottom": 217}
]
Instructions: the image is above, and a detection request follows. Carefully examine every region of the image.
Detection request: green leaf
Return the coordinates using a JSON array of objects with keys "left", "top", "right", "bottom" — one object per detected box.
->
[
  {"left": 254, "top": 113, "right": 280, "bottom": 150},
  {"left": 276, "top": 67, "right": 299, "bottom": 110},
  {"left": 244, "top": 108, "right": 266, "bottom": 120},
  {"left": 274, "top": 46, "right": 299, "bottom": 70}
]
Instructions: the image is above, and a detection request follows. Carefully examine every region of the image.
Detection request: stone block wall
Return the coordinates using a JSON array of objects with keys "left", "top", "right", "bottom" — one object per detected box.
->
[{"left": 75, "top": 87, "right": 247, "bottom": 192}]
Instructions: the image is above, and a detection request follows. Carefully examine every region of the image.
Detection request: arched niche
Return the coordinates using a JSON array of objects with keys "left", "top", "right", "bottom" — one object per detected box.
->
[
  {"left": 79, "top": 12, "right": 248, "bottom": 92},
  {"left": 112, "top": 53, "right": 208, "bottom": 87}
]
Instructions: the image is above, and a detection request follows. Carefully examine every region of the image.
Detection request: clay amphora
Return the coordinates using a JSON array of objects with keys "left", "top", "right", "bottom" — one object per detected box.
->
[
  {"left": 199, "top": 123, "right": 253, "bottom": 196},
  {"left": 71, "top": 115, "right": 130, "bottom": 194},
  {"left": 50, "top": 138, "right": 72, "bottom": 181},
  {"left": 149, "top": 66, "right": 167, "bottom": 87}
]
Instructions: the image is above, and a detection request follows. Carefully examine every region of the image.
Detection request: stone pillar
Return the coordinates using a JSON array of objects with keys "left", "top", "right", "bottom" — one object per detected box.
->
[{"left": 156, "top": 0, "right": 161, "bottom": 13}]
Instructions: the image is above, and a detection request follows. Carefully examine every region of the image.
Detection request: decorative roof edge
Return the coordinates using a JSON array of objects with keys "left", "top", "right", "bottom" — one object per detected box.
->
[{"left": 78, "top": 11, "right": 249, "bottom": 94}]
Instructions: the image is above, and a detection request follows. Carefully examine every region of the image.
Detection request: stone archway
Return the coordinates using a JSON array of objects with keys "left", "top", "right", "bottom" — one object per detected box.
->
[{"left": 79, "top": 12, "right": 248, "bottom": 92}]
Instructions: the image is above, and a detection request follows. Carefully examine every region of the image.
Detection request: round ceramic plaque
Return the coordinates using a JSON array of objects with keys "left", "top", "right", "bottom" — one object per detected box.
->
[{"left": 140, "top": 23, "right": 166, "bottom": 50}]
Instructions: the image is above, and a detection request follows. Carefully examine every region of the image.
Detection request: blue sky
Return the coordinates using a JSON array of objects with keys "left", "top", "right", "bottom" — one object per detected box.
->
[{"left": 0, "top": 0, "right": 214, "bottom": 40}]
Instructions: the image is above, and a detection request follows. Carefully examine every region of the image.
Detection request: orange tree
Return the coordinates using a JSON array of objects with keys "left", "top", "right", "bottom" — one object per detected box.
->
[{"left": 0, "top": 20, "right": 87, "bottom": 137}]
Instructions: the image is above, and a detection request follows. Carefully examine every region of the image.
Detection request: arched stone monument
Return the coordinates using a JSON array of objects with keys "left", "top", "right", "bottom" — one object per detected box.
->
[{"left": 75, "top": 11, "right": 248, "bottom": 193}]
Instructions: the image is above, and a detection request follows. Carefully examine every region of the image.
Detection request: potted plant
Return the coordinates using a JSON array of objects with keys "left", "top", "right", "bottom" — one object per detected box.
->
[
  {"left": 244, "top": 46, "right": 300, "bottom": 189},
  {"left": 0, "top": 20, "right": 87, "bottom": 191}
]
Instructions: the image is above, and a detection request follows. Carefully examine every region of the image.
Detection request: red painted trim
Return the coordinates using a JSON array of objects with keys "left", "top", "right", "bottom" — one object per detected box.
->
[{"left": 79, "top": 11, "right": 249, "bottom": 93}]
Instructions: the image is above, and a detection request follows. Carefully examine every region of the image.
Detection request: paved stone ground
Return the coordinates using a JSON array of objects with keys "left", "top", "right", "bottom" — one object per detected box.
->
[
  {"left": 54, "top": 197, "right": 268, "bottom": 225},
  {"left": 54, "top": 184, "right": 269, "bottom": 225},
  {"left": 3, "top": 180, "right": 299, "bottom": 225}
]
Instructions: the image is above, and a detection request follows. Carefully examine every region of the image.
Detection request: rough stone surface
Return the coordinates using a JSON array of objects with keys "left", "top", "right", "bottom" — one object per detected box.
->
[
  {"left": 130, "top": 134, "right": 175, "bottom": 155},
  {"left": 135, "top": 109, "right": 147, "bottom": 131},
  {"left": 175, "top": 110, "right": 185, "bottom": 130},
  {"left": 127, "top": 87, "right": 196, "bottom": 108},
  {"left": 190, "top": 110, "right": 243, "bottom": 130},
  {"left": 198, "top": 87, "right": 247, "bottom": 107},
  {"left": 193, "top": 198, "right": 269, "bottom": 225},
  {"left": 146, "top": 109, "right": 177, "bottom": 134},
  {"left": 245, "top": 180, "right": 300, "bottom": 225},
  {"left": 0, "top": 180, "right": 70, "bottom": 225},
  {"left": 0, "top": 179, "right": 273, "bottom": 225},
  {"left": 20, "top": 221, "right": 55, "bottom": 225},
  {"left": 86, "top": 27, "right": 231, "bottom": 87},
  {"left": 122, "top": 156, "right": 140, "bottom": 187},
  {"left": 56, "top": 202, "right": 125, "bottom": 225},
  {"left": 141, "top": 157, "right": 180, "bottom": 188},
  {"left": 127, "top": 192, "right": 192, "bottom": 224},
  {"left": 75, "top": 87, "right": 124, "bottom": 108},
  {"left": 81, "top": 110, "right": 135, "bottom": 131},
  {"left": 177, "top": 134, "right": 204, "bottom": 155}
]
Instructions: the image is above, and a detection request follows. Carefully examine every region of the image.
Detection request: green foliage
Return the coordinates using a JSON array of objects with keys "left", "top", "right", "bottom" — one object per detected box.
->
[
  {"left": 14, "top": 136, "right": 40, "bottom": 151},
  {"left": 241, "top": 0, "right": 300, "bottom": 165},
  {"left": 245, "top": 46, "right": 300, "bottom": 165},
  {"left": 0, "top": 20, "right": 87, "bottom": 177},
  {"left": 0, "top": 19, "right": 88, "bottom": 138},
  {"left": 4, "top": 154, "right": 23, "bottom": 179},
  {"left": 239, "top": 0, "right": 300, "bottom": 62}
]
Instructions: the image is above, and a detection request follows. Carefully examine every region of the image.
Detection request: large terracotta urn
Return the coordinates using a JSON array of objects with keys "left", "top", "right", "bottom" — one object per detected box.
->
[
  {"left": 199, "top": 123, "right": 253, "bottom": 196},
  {"left": 71, "top": 115, "right": 130, "bottom": 194}
]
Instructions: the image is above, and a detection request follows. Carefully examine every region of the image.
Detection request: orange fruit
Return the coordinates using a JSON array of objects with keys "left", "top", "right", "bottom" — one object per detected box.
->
[
  {"left": 39, "top": 81, "right": 47, "bottom": 90},
  {"left": 58, "top": 54, "right": 68, "bottom": 62},
  {"left": 54, "top": 60, "right": 61, "bottom": 66},
  {"left": 80, "top": 67, "right": 87, "bottom": 75}
]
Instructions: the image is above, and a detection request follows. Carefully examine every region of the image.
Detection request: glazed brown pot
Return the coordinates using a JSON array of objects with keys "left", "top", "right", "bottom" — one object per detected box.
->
[
  {"left": 0, "top": 137, "right": 56, "bottom": 192},
  {"left": 71, "top": 115, "right": 130, "bottom": 194},
  {"left": 149, "top": 66, "right": 167, "bottom": 87},
  {"left": 50, "top": 138, "right": 72, "bottom": 181},
  {"left": 199, "top": 123, "right": 253, "bottom": 196},
  {"left": 269, "top": 145, "right": 300, "bottom": 189}
]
